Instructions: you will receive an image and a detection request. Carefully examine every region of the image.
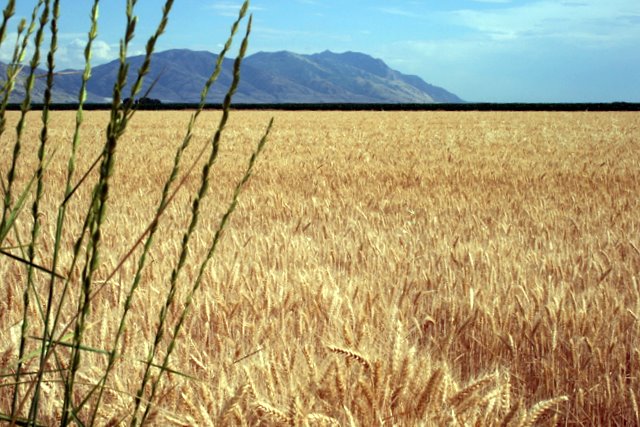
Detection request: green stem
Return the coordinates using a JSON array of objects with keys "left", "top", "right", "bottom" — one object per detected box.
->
[
  {"left": 132, "top": 7, "right": 252, "bottom": 426},
  {"left": 27, "top": 0, "right": 58, "bottom": 422}
]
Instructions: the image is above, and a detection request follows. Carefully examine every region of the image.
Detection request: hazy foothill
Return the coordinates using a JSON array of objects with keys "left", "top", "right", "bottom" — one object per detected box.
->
[{"left": 1, "top": 1, "right": 639, "bottom": 426}]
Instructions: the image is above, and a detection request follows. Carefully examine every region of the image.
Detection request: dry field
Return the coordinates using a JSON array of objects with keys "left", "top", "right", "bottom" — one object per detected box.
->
[{"left": 1, "top": 110, "right": 639, "bottom": 425}]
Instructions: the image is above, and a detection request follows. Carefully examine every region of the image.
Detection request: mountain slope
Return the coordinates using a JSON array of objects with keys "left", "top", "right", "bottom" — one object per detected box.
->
[
  {"left": 0, "top": 63, "right": 86, "bottom": 103},
  {"left": 3, "top": 49, "right": 464, "bottom": 103},
  {"left": 243, "top": 49, "right": 464, "bottom": 103}
]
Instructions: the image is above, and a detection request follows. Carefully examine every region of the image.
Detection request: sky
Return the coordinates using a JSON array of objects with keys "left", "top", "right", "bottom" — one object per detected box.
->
[{"left": 3, "top": 0, "right": 640, "bottom": 103}]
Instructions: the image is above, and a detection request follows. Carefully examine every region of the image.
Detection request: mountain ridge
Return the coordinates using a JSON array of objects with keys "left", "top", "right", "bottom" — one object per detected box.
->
[{"left": 2, "top": 49, "right": 464, "bottom": 104}]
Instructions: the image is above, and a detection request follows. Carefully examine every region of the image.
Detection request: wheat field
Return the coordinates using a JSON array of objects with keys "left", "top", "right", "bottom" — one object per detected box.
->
[{"left": 1, "top": 110, "right": 639, "bottom": 425}]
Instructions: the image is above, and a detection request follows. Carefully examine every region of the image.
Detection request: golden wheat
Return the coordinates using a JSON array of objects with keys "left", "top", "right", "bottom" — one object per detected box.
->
[
  {"left": 1, "top": 110, "right": 638, "bottom": 425},
  {"left": 327, "top": 345, "right": 372, "bottom": 371}
]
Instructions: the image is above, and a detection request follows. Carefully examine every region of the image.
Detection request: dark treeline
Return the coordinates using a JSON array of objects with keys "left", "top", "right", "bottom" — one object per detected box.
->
[{"left": 10, "top": 102, "right": 640, "bottom": 111}]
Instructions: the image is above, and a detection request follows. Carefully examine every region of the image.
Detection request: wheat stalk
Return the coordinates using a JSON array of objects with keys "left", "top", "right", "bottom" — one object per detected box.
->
[
  {"left": 254, "top": 401, "right": 289, "bottom": 424},
  {"left": 448, "top": 372, "right": 496, "bottom": 412},
  {"left": 416, "top": 368, "right": 444, "bottom": 417},
  {"left": 307, "top": 413, "right": 341, "bottom": 426},
  {"left": 327, "top": 345, "right": 372, "bottom": 371},
  {"left": 521, "top": 396, "right": 568, "bottom": 427},
  {"left": 630, "top": 386, "right": 640, "bottom": 426}
]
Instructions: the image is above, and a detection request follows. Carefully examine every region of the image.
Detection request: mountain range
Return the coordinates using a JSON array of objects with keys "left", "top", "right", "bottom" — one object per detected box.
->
[{"left": 2, "top": 49, "right": 464, "bottom": 104}]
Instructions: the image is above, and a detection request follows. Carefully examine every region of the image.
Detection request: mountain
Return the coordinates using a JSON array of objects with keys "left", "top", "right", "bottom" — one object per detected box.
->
[
  {"left": 4, "top": 49, "right": 464, "bottom": 104},
  {"left": 0, "top": 63, "right": 83, "bottom": 103},
  {"left": 241, "top": 50, "right": 462, "bottom": 103}
]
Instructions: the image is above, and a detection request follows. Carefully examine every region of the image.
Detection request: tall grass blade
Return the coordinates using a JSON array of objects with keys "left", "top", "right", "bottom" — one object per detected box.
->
[
  {"left": 0, "top": 158, "right": 45, "bottom": 243},
  {"left": 0, "top": 0, "right": 43, "bottom": 230},
  {"left": 0, "top": 249, "right": 64, "bottom": 279},
  {"left": 60, "top": 0, "right": 142, "bottom": 422},
  {"left": 0, "top": 413, "right": 46, "bottom": 427},
  {"left": 39, "top": 0, "right": 100, "bottom": 402},
  {"left": 132, "top": 9, "right": 252, "bottom": 425},
  {"left": 6, "top": 2, "right": 51, "bottom": 423},
  {"left": 0, "top": 0, "right": 17, "bottom": 141},
  {"left": 143, "top": 115, "right": 273, "bottom": 424},
  {"left": 0, "top": 5, "right": 40, "bottom": 150},
  {"left": 0, "top": 1, "right": 278, "bottom": 425},
  {"left": 87, "top": 2, "right": 250, "bottom": 423},
  {"left": 29, "top": 335, "right": 110, "bottom": 356},
  {"left": 27, "top": 0, "right": 59, "bottom": 421},
  {"left": 31, "top": 2, "right": 100, "bottom": 423},
  {"left": 0, "top": 1, "right": 16, "bottom": 47}
]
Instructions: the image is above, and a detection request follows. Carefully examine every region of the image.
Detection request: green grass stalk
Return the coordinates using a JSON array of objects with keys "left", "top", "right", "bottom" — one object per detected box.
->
[
  {"left": 0, "top": 0, "right": 16, "bottom": 46},
  {"left": 143, "top": 115, "right": 273, "bottom": 425},
  {"left": 0, "top": 0, "right": 43, "bottom": 237},
  {"left": 0, "top": 0, "right": 16, "bottom": 143},
  {"left": 60, "top": 0, "right": 141, "bottom": 422},
  {"left": 46, "top": 0, "right": 99, "bottom": 356},
  {"left": 7, "top": 2, "right": 50, "bottom": 423},
  {"left": 89, "top": 2, "right": 250, "bottom": 424},
  {"left": 32, "top": 1, "right": 99, "bottom": 421},
  {"left": 130, "top": 7, "right": 253, "bottom": 425},
  {"left": 1, "top": 1, "right": 271, "bottom": 424},
  {"left": 26, "top": 0, "right": 60, "bottom": 422}
]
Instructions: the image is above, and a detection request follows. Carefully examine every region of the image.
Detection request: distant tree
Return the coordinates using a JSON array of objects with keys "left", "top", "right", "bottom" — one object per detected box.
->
[
  {"left": 121, "top": 97, "right": 162, "bottom": 109},
  {"left": 138, "top": 97, "right": 162, "bottom": 106}
]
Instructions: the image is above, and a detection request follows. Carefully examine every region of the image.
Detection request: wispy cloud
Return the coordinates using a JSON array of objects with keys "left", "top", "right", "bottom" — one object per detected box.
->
[
  {"left": 255, "top": 25, "right": 351, "bottom": 42},
  {"left": 372, "top": 0, "right": 640, "bottom": 102},
  {"left": 469, "top": 0, "right": 512, "bottom": 3},
  {"left": 449, "top": 0, "right": 640, "bottom": 44},
  {"left": 377, "top": 7, "right": 421, "bottom": 18},
  {"left": 206, "top": 2, "right": 264, "bottom": 17}
]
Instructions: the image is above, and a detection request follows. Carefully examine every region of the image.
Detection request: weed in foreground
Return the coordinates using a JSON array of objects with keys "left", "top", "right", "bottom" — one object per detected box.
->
[{"left": 0, "top": 0, "right": 273, "bottom": 425}]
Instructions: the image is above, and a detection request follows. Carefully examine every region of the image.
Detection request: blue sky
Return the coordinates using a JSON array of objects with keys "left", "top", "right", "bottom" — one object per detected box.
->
[{"left": 4, "top": 0, "right": 640, "bottom": 102}]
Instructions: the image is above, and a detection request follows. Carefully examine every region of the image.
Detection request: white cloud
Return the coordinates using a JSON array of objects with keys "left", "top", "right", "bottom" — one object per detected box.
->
[
  {"left": 55, "top": 37, "right": 117, "bottom": 69},
  {"left": 0, "top": 31, "right": 118, "bottom": 70},
  {"left": 373, "top": 0, "right": 640, "bottom": 102},
  {"left": 91, "top": 40, "right": 115, "bottom": 62},
  {"left": 448, "top": 0, "right": 640, "bottom": 45}
]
